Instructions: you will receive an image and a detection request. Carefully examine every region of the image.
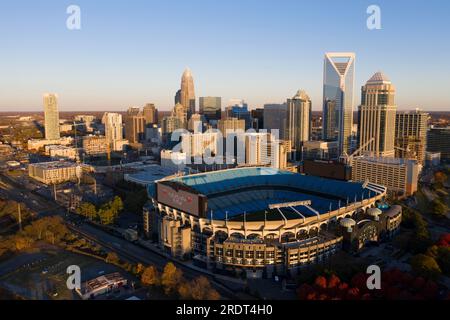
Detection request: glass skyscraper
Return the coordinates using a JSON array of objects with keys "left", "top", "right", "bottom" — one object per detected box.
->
[{"left": 322, "top": 52, "right": 355, "bottom": 156}]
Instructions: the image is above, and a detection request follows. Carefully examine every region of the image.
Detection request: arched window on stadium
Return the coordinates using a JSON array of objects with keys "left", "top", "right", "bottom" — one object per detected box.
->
[
  {"left": 281, "top": 232, "right": 296, "bottom": 243},
  {"left": 320, "top": 223, "right": 328, "bottom": 233},
  {"left": 297, "top": 229, "right": 309, "bottom": 240},
  {"left": 264, "top": 233, "right": 278, "bottom": 241},
  {"left": 230, "top": 232, "right": 245, "bottom": 240},
  {"left": 202, "top": 227, "right": 213, "bottom": 237},
  {"left": 214, "top": 230, "right": 228, "bottom": 243},
  {"left": 309, "top": 227, "right": 319, "bottom": 237},
  {"left": 247, "top": 233, "right": 262, "bottom": 240},
  {"left": 192, "top": 224, "right": 201, "bottom": 233}
]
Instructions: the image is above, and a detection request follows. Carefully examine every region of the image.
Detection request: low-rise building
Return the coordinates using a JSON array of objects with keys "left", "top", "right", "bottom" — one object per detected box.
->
[
  {"left": 76, "top": 273, "right": 127, "bottom": 300},
  {"left": 28, "top": 161, "right": 84, "bottom": 185},
  {"left": 27, "top": 137, "right": 74, "bottom": 151},
  {"left": 82, "top": 135, "right": 108, "bottom": 156},
  {"left": 45, "top": 145, "right": 78, "bottom": 160}
]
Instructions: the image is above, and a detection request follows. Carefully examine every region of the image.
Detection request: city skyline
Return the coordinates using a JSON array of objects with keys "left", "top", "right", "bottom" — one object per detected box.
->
[{"left": 1, "top": 1, "right": 449, "bottom": 111}]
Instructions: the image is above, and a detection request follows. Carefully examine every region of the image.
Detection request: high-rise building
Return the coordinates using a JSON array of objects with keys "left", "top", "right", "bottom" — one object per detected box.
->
[
  {"left": 251, "top": 108, "right": 264, "bottom": 130},
  {"left": 162, "top": 116, "right": 184, "bottom": 136},
  {"left": 172, "top": 103, "right": 187, "bottom": 128},
  {"left": 181, "top": 131, "right": 220, "bottom": 158},
  {"left": 395, "top": 110, "right": 429, "bottom": 164},
  {"left": 125, "top": 108, "right": 146, "bottom": 144},
  {"left": 225, "top": 99, "right": 252, "bottom": 129},
  {"left": 43, "top": 93, "right": 60, "bottom": 140},
  {"left": 102, "top": 112, "right": 126, "bottom": 151},
  {"left": 199, "top": 97, "right": 221, "bottom": 122},
  {"left": 427, "top": 127, "right": 450, "bottom": 161},
  {"left": 352, "top": 156, "right": 419, "bottom": 198},
  {"left": 263, "top": 104, "right": 287, "bottom": 139},
  {"left": 143, "top": 103, "right": 158, "bottom": 126},
  {"left": 357, "top": 72, "right": 397, "bottom": 158},
  {"left": 188, "top": 113, "right": 204, "bottom": 132},
  {"left": 243, "top": 132, "right": 287, "bottom": 169},
  {"left": 322, "top": 52, "right": 355, "bottom": 156},
  {"left": 180, "top": 68, "right": 196, "bottom": 118},
  {"left": 218, "top": 118, "right": 246, "bottom": 137},
  {"left": 286, "top": 90, "right": 312, "bottom": 155}
]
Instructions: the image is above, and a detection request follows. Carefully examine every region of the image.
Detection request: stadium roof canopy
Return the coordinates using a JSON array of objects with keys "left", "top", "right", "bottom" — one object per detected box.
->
[{"left": 150, "top": 167, "right": 385, "bottom": 220}]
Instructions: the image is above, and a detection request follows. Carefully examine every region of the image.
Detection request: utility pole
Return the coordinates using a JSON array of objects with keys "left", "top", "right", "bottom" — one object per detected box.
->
[
  {"left": 53, "top": 183, "right": 57, "bottom": 201},
  {"left": 17, "top": 203, "right": 22, "bottom": 231}
]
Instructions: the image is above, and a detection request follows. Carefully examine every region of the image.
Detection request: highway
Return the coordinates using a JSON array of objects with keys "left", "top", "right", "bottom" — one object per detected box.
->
[{"left": 0, "top": 171, "right": 237, "bottom": 299}]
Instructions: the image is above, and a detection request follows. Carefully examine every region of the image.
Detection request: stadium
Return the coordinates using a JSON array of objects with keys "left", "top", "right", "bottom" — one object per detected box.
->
[{"left": 145, "top": 167, "right": 402, "bottom": 278}]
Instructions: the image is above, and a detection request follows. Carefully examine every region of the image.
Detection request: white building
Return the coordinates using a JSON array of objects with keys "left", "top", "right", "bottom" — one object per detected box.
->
[
  {"left": 102, "top": 112, "right": 128, "bottom": 151},
  {"left": 45, "top": 145, "right": 78, "bottom": 160},
  {"left": 161, "top": 149, "right": 187, "bottom": 171}
]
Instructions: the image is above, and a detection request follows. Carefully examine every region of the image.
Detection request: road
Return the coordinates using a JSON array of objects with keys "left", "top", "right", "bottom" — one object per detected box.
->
[{"left": 0, "top": 171, "right": 237, "bottom": 299}]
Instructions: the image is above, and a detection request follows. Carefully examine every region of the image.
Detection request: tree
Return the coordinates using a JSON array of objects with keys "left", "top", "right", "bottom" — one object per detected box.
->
[
  {"left": 431, "top": 199, "right": 448, "bottom": 218},
  {"left": 434, "top": 171, "right": 447, "bottom": 187},
  {"left": 141, "top": 265, "right": 160, "bottom": 286},
  {"left": 411, "top": 254, "right": 442, "bottom": 279},
  {"left": 178, "top": 281, "right": 192, "bottom": 300},
  {"left": 189, "top": 276, "right": 220, "bottom": 300},
  {"left": 78, "top": 202, "right": 97, "bottom": 220},
  {"left": 161, "top": 262, "right": 183, "bottom": 295},
  {"left": 110, "top": 196, "right": 124, "bottom": 215},
  {"left": 105, "top": 252, "right": 120, "bottom": 265}
]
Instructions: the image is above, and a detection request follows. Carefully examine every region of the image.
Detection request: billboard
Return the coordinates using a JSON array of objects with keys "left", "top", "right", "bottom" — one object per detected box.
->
[
  {"left": 301, "top": 160, "right": 351, "bottom": 181},
  {"left": 156, "top": 182, "right": 206, "bottom": 217}
]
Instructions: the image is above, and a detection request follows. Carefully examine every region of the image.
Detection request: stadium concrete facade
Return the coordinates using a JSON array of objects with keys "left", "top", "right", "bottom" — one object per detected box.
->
[{"left": 144, "top": 167, "right": 401, "bottom": 278}]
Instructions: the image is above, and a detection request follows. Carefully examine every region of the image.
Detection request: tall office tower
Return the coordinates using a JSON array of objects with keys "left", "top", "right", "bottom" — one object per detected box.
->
[
  {"left": 225, "top": 99, "right": 252, "bottom": 129},
  {"left": 180, "top": 68, "right": 196, "bottom": 118},
  {"left": 43, "top": 93, "right": 60, "bottom": 140},
  {"left": 143, "top": 103, "right": 158, "bottom": 125},
  {"left": 218, "top": 118, "right": 246, "bottom": 137},
  {"left": 161, "top": 116, "right": 184, "bottom": 136},
  {"left": 175, "top": 89, "right": 181, "bottom": 105},
  {"left": 286, "top": 90, "right": 312, "bottom": 155},
  {"left": 102, "top": 112, "right": 124, "bottom": 151},
  {"left": 322, "top": 52, "right": 355, "bottom": 156},
  {"left": 199, "top": 97, "right": 221, "bottom": 122},
  {"left": 427, "top": 127, "right": 450, "bottom": 161},
  {"left": 125, "top": 107, "right": 146, "bottom": 144},
  {"left": 357, "top": 72, "right": 397, "bottom": 158},
  {"left": 243, "top": 132, "right": 287, "bottom": 169},
  {"left": 251, "top": 108, "right": 264, "bottom": 130},
  {"left": 263, "top": 103, "right": 287, "bottom": 139},
  {"left": 395, "top": 109, "right": 429, "bottom": 164},
  {"left": 188, "top": 113, "right": 204, "bottom": 132},
  {"left": 172, "top": 103, "right": 187, "bottom": 128}
]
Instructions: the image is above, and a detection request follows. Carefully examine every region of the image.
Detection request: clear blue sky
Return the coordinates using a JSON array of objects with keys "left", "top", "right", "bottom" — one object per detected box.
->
[{"left": 0, "top": 0, "right": 449, "bottom": 111}]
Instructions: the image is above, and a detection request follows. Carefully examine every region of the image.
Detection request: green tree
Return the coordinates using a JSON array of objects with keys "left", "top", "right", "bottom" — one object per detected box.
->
[
  {"left": 161, "top": 262, "right": 183, "bottom": 295},
  {"left": 411, "top": 254, "right": 442, "bottom": 279}
]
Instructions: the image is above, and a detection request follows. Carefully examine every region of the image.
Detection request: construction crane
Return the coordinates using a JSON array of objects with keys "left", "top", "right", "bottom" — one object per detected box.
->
[
  {"left": 394, "top": 145, "right": 416, "bottom": 160},
  {"left": 340, "top": 137, "right": 375, "bottom": 165}
]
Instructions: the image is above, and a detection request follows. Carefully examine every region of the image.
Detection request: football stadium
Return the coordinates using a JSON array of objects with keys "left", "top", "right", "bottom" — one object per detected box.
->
[{"left": 145, "top": 167, "right": 402, "bottom": 277}]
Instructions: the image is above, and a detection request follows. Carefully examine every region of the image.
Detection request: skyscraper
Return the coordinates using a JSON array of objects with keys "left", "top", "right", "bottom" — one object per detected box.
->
[
  {"left": 357, "top": 72, "right": 397, "bottom": 157},
  {"left": 43, "top": 93, "right": 60, "bottom": 140},
  {"left": 322, "top": 52, "right": 355, "bottom": 156},
  {"left": 125, "top": 107, "right": 146, "bottom": 144},
  {"left": 143, "top": 103, "right": 158, "bottom": 126},
  {"left": 199, "top": 97, "right": 221, "bottom": 122},
  {"left": 180, "top": 68, "right": 196, "bottom": 118},
  {"left": 396, "top": 109, "right": 429, "bottom": 164},
  {"left": 263, "top": 103, "right": 287, "bottom": 139},
  {"left": 102, "top": 112, "right": 125, "bottom": 151},
  {"left": 286, "top": 90, "right": 312, "bottom": 156}
]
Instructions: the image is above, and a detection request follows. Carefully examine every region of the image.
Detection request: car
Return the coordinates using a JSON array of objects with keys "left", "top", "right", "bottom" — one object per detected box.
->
[{"left": 98, "top": 270, "right": 105, "bottom": 275}]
